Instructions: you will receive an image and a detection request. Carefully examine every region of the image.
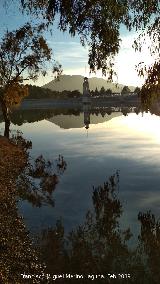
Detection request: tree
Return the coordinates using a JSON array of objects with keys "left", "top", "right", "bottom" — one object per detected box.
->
[
  {"left": 100, "top": 86, "right": 105, "bottom": 95},
  {"left": 127, "top": 1, "right": 159, "bottom": 83},
  {"left": 105, "top": 88, "right": 112, "bottom": 96},
  {"left": 121, "top": 85, "right": 131, "bottom": 95},
  {"left": 134, "top": 87, "right": 141, "bottom": 94},
  {"left": 2, "top": 0, "right": 158, "bottom": 113},
  {"left": 20, "top": 1, "right": 159, "bottom": 83},
  {"left": 19, "top": 0, "right": 129, "bottom": 79},
  {"left": 71, "top": 90, "right": 81, "bottom": 98},
  {"left": 0, "top": 22, "right": 62, "bottom": 137},
  {"left": 94, "top": 87, "right": 99, "bottom": 97},
  {"left": 126, "top": 1, "right": 160, "bottom": 108}
]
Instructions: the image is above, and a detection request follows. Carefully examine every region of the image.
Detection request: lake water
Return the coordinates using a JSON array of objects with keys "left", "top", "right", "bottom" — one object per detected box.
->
[
  {"left": 1, "top": 107, "right": 160, "bottom": 280},
  {"left": 1, "top": 109, "right": 160, "bottom": 232}
]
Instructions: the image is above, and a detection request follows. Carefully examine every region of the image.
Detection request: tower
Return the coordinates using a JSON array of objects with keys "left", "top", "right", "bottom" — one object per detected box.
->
[{"left": 82, "top": 77, "right": 91, "bottom": 104}]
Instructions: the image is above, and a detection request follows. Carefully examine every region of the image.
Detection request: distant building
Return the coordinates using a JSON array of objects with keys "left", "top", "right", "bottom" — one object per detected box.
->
[{"left": 83, "top": 77, "right": 91, "bottom": 104}]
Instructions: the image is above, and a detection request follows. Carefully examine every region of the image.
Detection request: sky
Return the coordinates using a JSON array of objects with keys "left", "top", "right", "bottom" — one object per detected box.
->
[{"left": 0, "top": 1, "right": 154, "bottom": 87}]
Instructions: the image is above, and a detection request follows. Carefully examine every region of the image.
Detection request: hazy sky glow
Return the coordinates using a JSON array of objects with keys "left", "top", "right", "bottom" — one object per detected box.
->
[{"left": 0, "top": 2, "right": 154, "bottom": 87}]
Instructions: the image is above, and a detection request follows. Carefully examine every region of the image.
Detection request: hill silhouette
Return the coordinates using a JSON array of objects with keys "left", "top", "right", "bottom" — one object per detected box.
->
[{"left": 43, "top": 75, "right": 135, "bottom": 93}]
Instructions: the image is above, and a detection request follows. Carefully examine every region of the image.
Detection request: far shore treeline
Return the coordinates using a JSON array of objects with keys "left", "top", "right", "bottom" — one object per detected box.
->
[
  {"left": 26, "top": 85, "right": 140, "bottom": 100},
  {"left": 27, "top": 85, "right": 82, "bottom": 99}
]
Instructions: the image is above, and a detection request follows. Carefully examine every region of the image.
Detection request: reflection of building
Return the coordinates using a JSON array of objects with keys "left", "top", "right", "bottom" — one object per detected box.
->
[
  {"left": 83, "top": 77, "right": 91, "bottom": 104},
  {"left": 83, "top": 104, "right": 91, "bottom": 130}
]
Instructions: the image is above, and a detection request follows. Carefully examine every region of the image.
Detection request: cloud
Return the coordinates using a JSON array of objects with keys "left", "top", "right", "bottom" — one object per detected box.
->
[{"left": 49, "top": 40, "right": 88, "bottom": 71}]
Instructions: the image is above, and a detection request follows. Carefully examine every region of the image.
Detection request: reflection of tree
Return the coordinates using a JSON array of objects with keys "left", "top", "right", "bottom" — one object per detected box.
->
[
  {"left": 17, "top": 154, "right": 67, "bottom": 207},
  {"left": 139, "top": 95, "right": 160, "bottom": 118},
  {"left": 0, "top": 133, "right": 67, "bottom": 283},
  {"left": 39, "top": 172, "right": 133, "bottom": 282},
  {"left": 10, "top": 108, "right": 81, "bottom": 125},
  {"left": 10, "top": 131, "right": 66, "bottom": 208},
  {"left": 138, "top": 211, "right": 160, "bottom": 283},
  {"left": 2, "top": 146, "right": 160, "bottom": 283},
  {"left": 66, "top": 172, "right": 134, "bottom": 278},
  {"left": 17, "top": 146, "right": 67, "bottom": 207},
  {"left": 121, "top": 107, "right": 129, "bottom": 116},
  {"left": 38, "top": 172, "right": 160, "bottom": 283},
  {"left": 0, "top": 106, "right": 141, "bottom": 127}
]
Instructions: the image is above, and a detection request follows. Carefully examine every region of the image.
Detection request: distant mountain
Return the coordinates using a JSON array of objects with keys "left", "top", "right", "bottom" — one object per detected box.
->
[{"left": 43, "top": 75, "right": 135, "bottom": 93}]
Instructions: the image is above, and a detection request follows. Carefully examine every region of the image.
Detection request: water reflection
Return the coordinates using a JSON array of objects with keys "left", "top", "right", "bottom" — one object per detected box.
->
[
  {"left": 2, "top": 165, "right": 160, "bottom": 283},
  {"left": 83, "top": 104, "right": 91, "bottom": 130},
  {"left": 35, "top": 172, "right": 160, "bottom": 283},
  {"left": 38, "top": 172, "right": 127, "bottom": 279},
  {"left": 8, "top": 111, "right": 160, "bottom": 237},
  {"left": 2, "top": 104, "right": 160, "bottom": 282},
  {"left": 1, "top": 93, "right": 160, "bottom": 136},
  {"left": 11, "top": 132, "right": 67, "bottom": 208},
  {"left": 0, "top": 106, "right": 139, "bottom": 130}
]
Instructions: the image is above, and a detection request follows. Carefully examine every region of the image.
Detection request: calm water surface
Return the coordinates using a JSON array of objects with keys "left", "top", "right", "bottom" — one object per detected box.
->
[{"left": 1, "top": 110, "right": 160, "bottom": 239}]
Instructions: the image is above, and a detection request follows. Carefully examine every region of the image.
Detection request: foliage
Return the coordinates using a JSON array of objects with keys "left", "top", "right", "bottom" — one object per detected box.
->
[
  {"left": 105, "top": 88, "right": 113, "bottom": 95},
  {"left": 121, "top": 85, "right": 131, "bottom": 95},
  {"left": 11, "top": 84, "right": 82, "bottom": 100},
  {"left": 134, "top": 86, "right": 141, "bottom": 94},
  {"left": 19, "top": 1, "right": 159, "bottom": 88},
  {"left": 91, "top": 87, "right": 115, "bottom": 97},
  {"left": 0, "top": 22, "right": 62, "bottom": 137},
  {"left": 0, "top": 23, "right": 62, "bottom": 88},
  {"left": 18, "top": 0, "right": 160, "bottom": 113},
  {"left": 126, "top": 0, "right": 160, "bottom": 105},
  {"left": 19, "top": 0, "right": 130, "bottom": 79},
  {"left": 100, "top": 86, "right": 105, "bottom": 94}
]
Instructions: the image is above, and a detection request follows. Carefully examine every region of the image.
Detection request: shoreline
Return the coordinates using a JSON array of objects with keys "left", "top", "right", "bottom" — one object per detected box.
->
[
  {"left": 0, "top": 97, "right": 140, "bottom": 115},
  {"left": 17, "top": 97, "right": 140, "bottom": 110},
  {"left": 0, "top": 137, "right": 44, "bottom": 283}
]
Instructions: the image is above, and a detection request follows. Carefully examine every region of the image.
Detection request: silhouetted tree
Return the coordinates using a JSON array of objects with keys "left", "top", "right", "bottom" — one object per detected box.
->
[
  {"left": 105, "top": 88, "right": 113, "bottom": 96},
  {"left": 94, "top": 87, "right": 99, "bottom": 97},
  {"left": 19, "top": 0, "right": 129, "bottom": 79},
  {"left": 134, "top": 87, "right": 141, "bottom": 94},
  {"left": 0, "top": 23, "right": 62, "bottom": 137},
  {"left": 100, "top": 86, "right": 105, "bottom": 95},
  {"left": 19, "top": 0, "right": 160, "bottom": 92},
  {"left": 129, "top": 1, "right": 159, "bottom": 102},
  {"left": 121, "top": 86, "right": 131, "bottom": 95}
]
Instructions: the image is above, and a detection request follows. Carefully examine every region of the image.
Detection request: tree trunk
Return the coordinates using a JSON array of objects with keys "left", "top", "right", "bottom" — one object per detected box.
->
[
  {"left": 4, "top": 119, "right": 10, "bottom": 138},
  {"left": 0, "top": 100, "right": 10, "bottom": 138}
]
